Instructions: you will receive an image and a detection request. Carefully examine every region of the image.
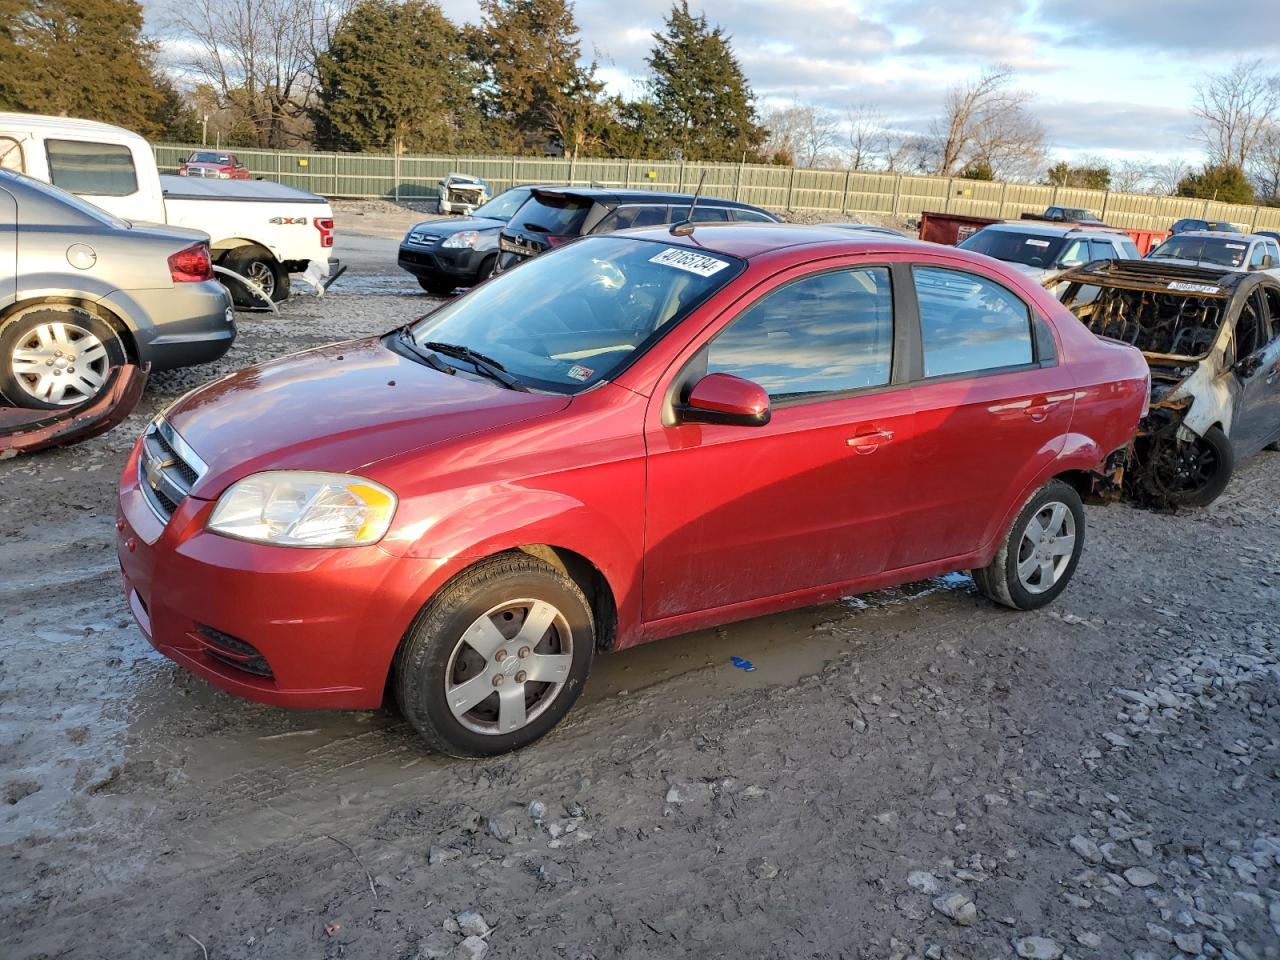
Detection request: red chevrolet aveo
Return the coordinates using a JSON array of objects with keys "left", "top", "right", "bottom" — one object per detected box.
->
[{"left": 117, "top": 225, "right": 1148, "bottom": 756}]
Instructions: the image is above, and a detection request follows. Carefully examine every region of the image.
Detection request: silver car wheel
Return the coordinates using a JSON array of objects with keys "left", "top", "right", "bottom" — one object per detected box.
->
[
  {"left": 244, "top": 260, "right": 276, "bottom": 297},
  {"left": 444, "top": 598, "right": 574, "bottom": 735},
  {"left": 1015, "top": 501, "right": 1076, "bottom": 594},
  {"left": 10, "top": 320, "right": 111, "bottom": 406}
]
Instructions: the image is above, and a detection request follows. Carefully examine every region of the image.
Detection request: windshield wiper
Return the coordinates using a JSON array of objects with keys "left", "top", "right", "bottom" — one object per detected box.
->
[
  {"left": 397, "top": 326, "right": 456, "bottom": 375},
  {"left": 522, "top": 222, "right": 551, "bottom": 233},
  {"left": 424, "top": 341, "right": 529, "bottom": 392}
]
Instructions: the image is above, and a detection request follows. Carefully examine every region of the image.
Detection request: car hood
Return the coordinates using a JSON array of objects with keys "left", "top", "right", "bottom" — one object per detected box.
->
[
  {"left": 165, "top": 336, "right": 569, "bottom": 496},
  {"left": 408, "top": 216, "right": 506, "bottom": 238}
]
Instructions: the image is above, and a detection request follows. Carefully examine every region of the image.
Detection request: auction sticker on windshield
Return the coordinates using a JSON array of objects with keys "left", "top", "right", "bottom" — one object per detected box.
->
[
  {"left": 1167, "top": 281, "right": 1221, "bottom": 294},
  {"left": 649, "top": 248, "right": 730, "bottom": 277},
  {"left": 1025, "top": 239, "right": 1051, "bottom": 248}
]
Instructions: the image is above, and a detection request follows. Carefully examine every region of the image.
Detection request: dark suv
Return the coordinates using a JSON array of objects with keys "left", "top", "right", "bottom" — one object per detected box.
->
[
  {"left": 1170, "top": 218, "right": 1237, "bottom": 235},
  {"left": 496, "top": 188, "right": 780, "bottom": 269}
]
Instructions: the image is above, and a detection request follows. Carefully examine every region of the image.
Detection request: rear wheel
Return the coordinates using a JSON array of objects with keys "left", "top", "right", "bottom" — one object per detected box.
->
[
  {"left": 394, "top": 554, "right": 594, "bottom": 757},
  {"left": 0, "top": 307, "right": 126, "bottom": 409},
  {"left": 1142, "top": 425, "right": 1233, "bottom": 508},
  {"left": 973, "top": 479, "right": 1085, "bottom": 611},
  {"left": 223, "top": 247, "right": 288, "bottom": 307}
]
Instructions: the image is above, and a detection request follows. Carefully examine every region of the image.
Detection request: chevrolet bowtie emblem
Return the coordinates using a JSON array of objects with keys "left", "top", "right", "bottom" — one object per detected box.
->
[{"left": 145, "top": 455, "right": 174, "bottom": 490}]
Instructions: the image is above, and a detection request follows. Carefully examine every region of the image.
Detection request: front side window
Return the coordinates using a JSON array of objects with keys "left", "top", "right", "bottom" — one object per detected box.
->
[
  {"left": 1250, "top": 244, "right": 1267, "bottom": 268},
  {"left": 1089, "top": 239, "right": 1117, "bottom": 261},
  {"left": 409, "top": 236, "right": 741, "bottom": 392},
  {"left": 0, "top": 137, "right": 24, "bottom": 173},
  {"left": 46, "top": 139, "right": 138, "bottom": 196},
  {"left": 914, "top": 267, "right": 1034, "bottom": 377},
  {"left": 1057, "top": 238, "right": 1089, "bottom": 266},
  {"left": 705, "top": 267, "right": 894, "bottom": 400}
]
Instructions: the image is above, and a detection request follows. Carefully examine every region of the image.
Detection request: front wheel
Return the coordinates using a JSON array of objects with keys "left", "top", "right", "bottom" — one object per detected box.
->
[
  {"left": 1141, "top": 425, "right": 1234, "bottom": 507},
  {"left": 394, "top": 554, "right": 594, "bottom": 757},
  {"left": 973, "top": 479, "right": 1085, "bottom": 611}
]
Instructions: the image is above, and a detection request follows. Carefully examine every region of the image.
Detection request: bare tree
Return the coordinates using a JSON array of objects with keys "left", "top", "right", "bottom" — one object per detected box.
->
[
  {"left": 1250, "top": 123, "right": 1280, "bottom": 202},
  {"left": 762, "top": 101, "right": 838, "bottom": 168},
  {"left": 845, "top": 104, "right": 884, "bottom": 171},
  {"left": 1110, "top": 158, "right": 1155, "bottom": 193},
  {"left": 1150, "top": 156, "right": 1192, "bottom": 196},
  {"left": 1193, "top": 58, "right": 1280, "bottom": 169},
  {"left": 165, "top": 0, "right": 349, "bottom": 148},
  {"left": 930, "top": 65, "right": 1043, "bottom": 178}
]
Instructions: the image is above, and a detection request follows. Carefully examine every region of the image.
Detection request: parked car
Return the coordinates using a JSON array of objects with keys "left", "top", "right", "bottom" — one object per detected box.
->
[
  {"left": 918, "top": 211, "right": 1167, "bottom": 254},
  {"left": 117, "top": 223, "right": 1147, "bottom": 756},
  {"left": 178, "top": 151, "right": 249, "bottom": 180},
  {"left": 1, "top": 365, "right": 147, "bottom": 454},
  {"left": 1146, "top": 231, "right": 1280, "bottom": 275},
  {"left": 1, "top": 169, "right": 234, "bottom": 409},
  {"left": 0, "top": 113, "right": 339, "bottom": 306},
  {"left": 1025, "top": 206, "right": 1104, "bottom": 225},
  {"left": 496, "top": 187, "right": 781, "bottom": 269},
  {"left": 437, "top": 173, "right": 489, "bottom": 215},
  {"left": 398, "top": 185, "right": 549, "bottom": 295},
  {"left": 1169, "top": 218, "right": 1239, "bottom": 235},
  {"left": 958, "top": 222, "right": 1140, "bottom": 285},
  {"left": 1056, "top": 258, "right": 1280, "bottom": 506},
  {"left": 1257, "top": 230, "right": 1280, "bottom": 244}
]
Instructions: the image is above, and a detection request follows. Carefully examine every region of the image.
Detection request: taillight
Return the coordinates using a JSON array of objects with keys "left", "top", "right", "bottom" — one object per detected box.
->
[
  {"left": 313, "top": 217, "right": 334, "bottom": 248},
  {"left": 544, "top": 234, "right": 573, "bottom": 247},
  {"left": 168, "top": 242, "right": 213, "bottom": 282}
]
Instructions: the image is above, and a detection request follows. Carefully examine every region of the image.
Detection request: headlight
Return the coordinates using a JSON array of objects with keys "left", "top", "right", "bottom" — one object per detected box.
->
[
  {"left": 207, "top": 471, "right": 397, "bottom": 547},
  {"left": 442, "top": 231, "right": 480, "bottom": 249}
]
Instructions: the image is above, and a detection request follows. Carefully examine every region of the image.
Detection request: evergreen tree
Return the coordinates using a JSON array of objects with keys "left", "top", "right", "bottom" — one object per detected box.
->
[
  {"left": 1176, "top": 163, "right": 1255, "bottom": 205},
  {"left": 0, "top": 0, "right": 172, "bottom": 137},
  {"left": 314, "top": 0, "right": 483, "bottom": 153},
  {"left": 475, "top": 0, "right": 608, "bottom": 155},
  {"left": 645, "top": 2, "right": 764, "bottom": 161}
]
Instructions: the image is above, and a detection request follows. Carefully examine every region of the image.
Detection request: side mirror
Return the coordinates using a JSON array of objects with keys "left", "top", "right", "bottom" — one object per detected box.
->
[
  {"left": 1261, "top": 255, "right": 1274, "bottom": 269},
  {"left": 678, "top": 373, "right": 770, "bottom": 427}
]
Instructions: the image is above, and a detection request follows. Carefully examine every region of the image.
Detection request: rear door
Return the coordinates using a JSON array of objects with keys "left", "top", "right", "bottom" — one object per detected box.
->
[
  {"left": 642, "top": 260, "right": 916, "bottom": 622},
  {"left": 1230, "top": 285, "right": 1280, "bottom": 455},
  {"left": 894, "top": 263, "right": 1076, "bottom": 568},
  {"left": 0, "top": 184, "right": 15, "bottom": 308}
]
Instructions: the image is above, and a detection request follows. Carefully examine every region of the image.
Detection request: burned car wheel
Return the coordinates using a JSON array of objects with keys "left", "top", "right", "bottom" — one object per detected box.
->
[
  {"left": 394, "top": 554, "right": 594, "bottom": 757},
  {"left": 973, "top": 479, "right": 1084, "bottom": 611},
  {"left": 0, "top": 307, "right": 126, "bottom": 409},
  {"left": 1142, "top": 425, "right": 1233, "bottom": 508}
]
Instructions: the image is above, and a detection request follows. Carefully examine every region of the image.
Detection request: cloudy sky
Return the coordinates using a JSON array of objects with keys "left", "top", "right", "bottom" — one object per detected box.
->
[{"left": 421, "top": 0, "right": 1280, "bottom": 164}]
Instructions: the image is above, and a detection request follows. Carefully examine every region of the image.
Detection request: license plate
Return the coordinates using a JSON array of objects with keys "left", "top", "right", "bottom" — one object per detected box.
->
[{"left": 499, "top": 237, "right": 533, "bottom": 256}]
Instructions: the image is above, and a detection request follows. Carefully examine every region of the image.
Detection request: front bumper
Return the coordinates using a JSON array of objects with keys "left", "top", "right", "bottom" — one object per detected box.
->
[
  {"left": 397, "top": 243, "right": 488, "bottom": 282},
  {"left": 105, "top": 281, "right": 235, "bottom": 371},
  {"left": 116, "top": 442, "right": 458, "bottom": 709}
]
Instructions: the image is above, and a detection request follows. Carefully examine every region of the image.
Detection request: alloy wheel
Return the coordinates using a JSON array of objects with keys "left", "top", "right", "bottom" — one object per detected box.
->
[
  {"left": 245, "top": 260, "right": 276, "bottom": 298},
  {"left": 1015, "top": 500, "right": 1076, "bottom": 594},
  {"left": 9, "top": 320, "right": 111, "bottom": 406}
]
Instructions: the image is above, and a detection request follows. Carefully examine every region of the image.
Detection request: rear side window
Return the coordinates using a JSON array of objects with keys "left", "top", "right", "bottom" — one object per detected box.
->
[
  {"left": 46, "top": 139, "right": 138, "bottom": 196},
  {"left": 0, "top": 137, "right": 24, "bottom": 173},
  {"left": 732, "top": 208, "right": 775, "bottom": 223},
  {"left": 595, "top": 204, "right": 668, "bottom": 232},
  {"left": 913, "top": 267, "right": 1034, "bottom": 377},
  {"left": 514, "top": 192, "right": 592, "bottom": 236},
  {"left": 1118, "top": 239, "right": 1140, "bottom": 258},
  {"left": 1089, "top": 239, "right": 1117, "bottom": 261},
  {"left": 706, "top": 267, "right": 894, "bottom": 400},
  {"left": 689, "top": 206, "right": 730, "bottom": 222}
]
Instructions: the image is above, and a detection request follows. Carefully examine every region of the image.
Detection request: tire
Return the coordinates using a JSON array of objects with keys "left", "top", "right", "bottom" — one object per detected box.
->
[
  {"left": 394, "top": 554, "right": 595, "bottom": 757},
  {"left": 973, "top": 479, "right": 1085, "bottom": 611},
  {"left": 223, "top": 247, "right": 288, "bottom": 308},
  {"left": 416, "top": 276, "right": 456, "bottom": 297},
  {"left": 0, "top": 307, "right": 126, "bottom": 409},
  {"left": 476, "top": 254, "right": 498, "bottom": 283},
  {"left": 1142, "top": 425, "right": 1234, "bottom": 508}
]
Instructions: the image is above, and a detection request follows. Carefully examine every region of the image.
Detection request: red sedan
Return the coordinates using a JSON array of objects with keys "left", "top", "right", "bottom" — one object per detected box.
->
[
  {"left": 178, "top": 150, "right": 249, "bottom": 180},
  {"left": 117, "top": 225, "right": 1149, "bottom": 756}
]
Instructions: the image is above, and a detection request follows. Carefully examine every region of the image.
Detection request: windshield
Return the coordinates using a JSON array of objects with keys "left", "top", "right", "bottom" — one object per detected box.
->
[
  {"left": 472, "top": 187, "right": 530, "bottom": 222},
  {"left": 959, "top": 229, "right": 1067, "bottom": 267},
  {"left": 408, "top": 236, "right": 742, "bottom": 392},
  {"left": 1148, "top": 236, "right": 1249, "bottom": 268},
  {"left": 190, "top": 152, "right": 231, "bottom": 164}
]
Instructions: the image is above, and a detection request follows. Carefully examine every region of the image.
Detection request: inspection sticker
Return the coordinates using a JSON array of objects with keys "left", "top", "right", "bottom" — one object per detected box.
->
[
  {"left": 1024, "top": 238, "right": 1051, "bottom": 247},
  {"left": 1226, "top": 242, "right": 1246, "bottom": 249},
  {"left": 566, "top": 364, "right": 594, "bottom": 382},
  {"left": 1167, "top": 281, "right": 1220, "bottom": 294},
  {"left": 649, "top": 248, "right": 730, "bottom": 277}
]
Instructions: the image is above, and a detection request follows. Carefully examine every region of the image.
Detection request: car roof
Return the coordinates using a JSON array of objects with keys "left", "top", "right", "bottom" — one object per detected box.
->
[
  {"left": 0, "top": 111, "right": 147, "bottom": 144},
  {"left": 530, "top": 186, "right": 769, "bottom": 211},
  {"left": 619, "top": 221, "right": 940, "bottom": 260},
  {"left": 978, "top": 222, "right": 1119, "bottom": 239}
]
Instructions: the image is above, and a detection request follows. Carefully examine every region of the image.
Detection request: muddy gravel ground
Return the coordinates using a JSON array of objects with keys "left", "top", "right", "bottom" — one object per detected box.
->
[{"left": 2, "top": 209, "right": 1279, "bottom": 960}]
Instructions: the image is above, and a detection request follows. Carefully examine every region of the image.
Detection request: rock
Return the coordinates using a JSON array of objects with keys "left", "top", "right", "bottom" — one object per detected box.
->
[
  {"left": 1076, "top": 931, "right": 1102, "bottom": 948},
  {"left": 443, "top": 918, "right": 460, "bottom": 934},
  {"left": 1123, "top": 866, "right": 1160, "bottom": 887},
  {"left": 429, "top": 845, "right": 461, "bottom": 866},
  {"left": 1014, "top": 936, "right": 1063, "bottom": 959},
  {"left": 1103, "top": 732, "right": 1132, "bottom": 748},
  {"left": 538, "top": 860, "right": 573, "bottom": 885},
  {"left": 1147, "top": 923, "right": 1174, "bottom": 942},
  {"left": 925, "top": 947, "right": 942, "bottom": 960},
  {"left": 418, "top": 932, "right": 456, "bottom": 959},
  {"left": 932, "top": 892, "right": 977, "bottom": 926},
  {"left": 456, "top": 911, "right": 489, "bottom": 938},
  {"left": 1063, "top": 893, "right": 1092, "bottom": 909},
  {"left": 456, "top": 935, "right": 488, "bottom": 960},
  {"left": 1071, "top": 835, "right": 1103, "bottom": 863},
  {"left": 907, "top": 870, "right": 942, "bottom": 895},
  {"left": 1133, "top": 838, "right": 1154, "bottom": 858},
  {"left": 1174, "top": 932, "right": 1203, "bottom": 954},
  {"left": 895, "top": 894, "right": 929, "bottom": 921},
  {"left": 740, "top": 785, "right": 766, "bottom": 799},
  {"left": 488, "top": 811, "right": 522, "bottom": 843},
  {"left": 527, "top": 800, "right": 547, "bottom": 822},
  {"left": 749, "top": 857, "right": 778, "bottom": 880}
]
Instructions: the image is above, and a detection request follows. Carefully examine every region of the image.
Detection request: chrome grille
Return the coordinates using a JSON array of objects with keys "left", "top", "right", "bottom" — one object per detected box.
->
[
  {"left": 408, "top": 231, "right": 441, "bottom": 245},
  {"left": 138, "top": 418, "right": 208, "bottom": 523}
]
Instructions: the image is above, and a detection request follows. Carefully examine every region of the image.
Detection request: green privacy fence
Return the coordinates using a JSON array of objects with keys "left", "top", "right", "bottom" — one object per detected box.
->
[{"left": 154, "top": 143, "right": 1280, "bottom": 234}]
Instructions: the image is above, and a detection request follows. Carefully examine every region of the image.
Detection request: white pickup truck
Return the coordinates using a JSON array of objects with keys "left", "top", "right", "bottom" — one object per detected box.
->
[{"left": 0, "top": 113, "right": 340, "bottom": 306}]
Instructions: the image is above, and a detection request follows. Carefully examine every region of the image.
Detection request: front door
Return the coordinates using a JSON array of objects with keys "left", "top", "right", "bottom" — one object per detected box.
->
[
  {"left": 1230, "top": 285, "right": 1280, "bottom": 456},
  {"left": 642, "top": 263, "right": 915, "bottom": 623}
]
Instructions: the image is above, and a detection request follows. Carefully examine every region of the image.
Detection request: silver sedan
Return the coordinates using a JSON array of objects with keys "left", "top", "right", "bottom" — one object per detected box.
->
[{"left": 0, "top": 170, "right": 234, "bottom": 408}]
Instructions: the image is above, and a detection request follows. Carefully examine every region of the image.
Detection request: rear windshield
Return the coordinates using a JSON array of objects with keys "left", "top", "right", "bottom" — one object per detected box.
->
[
  {"left": 472, "top": 186, "right": 530, "bottom": 222},
  {"left": 1148, "top": 236, "right": 1249, "bottom": 268},
  {"left": 959, "top": 229, "right": 1067, "bottom": 267},
  {"left": 513, "top": 192, "right": 593, "bottom": 236}
]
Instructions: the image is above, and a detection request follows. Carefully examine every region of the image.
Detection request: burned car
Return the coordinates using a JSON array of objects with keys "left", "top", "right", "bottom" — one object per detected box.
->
[
  {"left": 436, "top": 173, "right": 489, "bottom": 215},
  {"left": 1057, "top": 260, "right": 1280, "bottom": 507}
]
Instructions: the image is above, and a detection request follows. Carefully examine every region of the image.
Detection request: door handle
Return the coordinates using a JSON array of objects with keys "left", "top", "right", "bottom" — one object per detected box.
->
[
  {"left": 846, "top": 427, "right": 894, "bottom": 455},
  {"left": 1024, "top": 396, "right": 1058, "bottom": 421}
]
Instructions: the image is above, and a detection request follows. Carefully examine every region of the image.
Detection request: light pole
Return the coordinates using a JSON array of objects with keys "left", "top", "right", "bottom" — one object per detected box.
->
[{"left": 202, "top": 114, "right": 209, "bottom": 146}]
